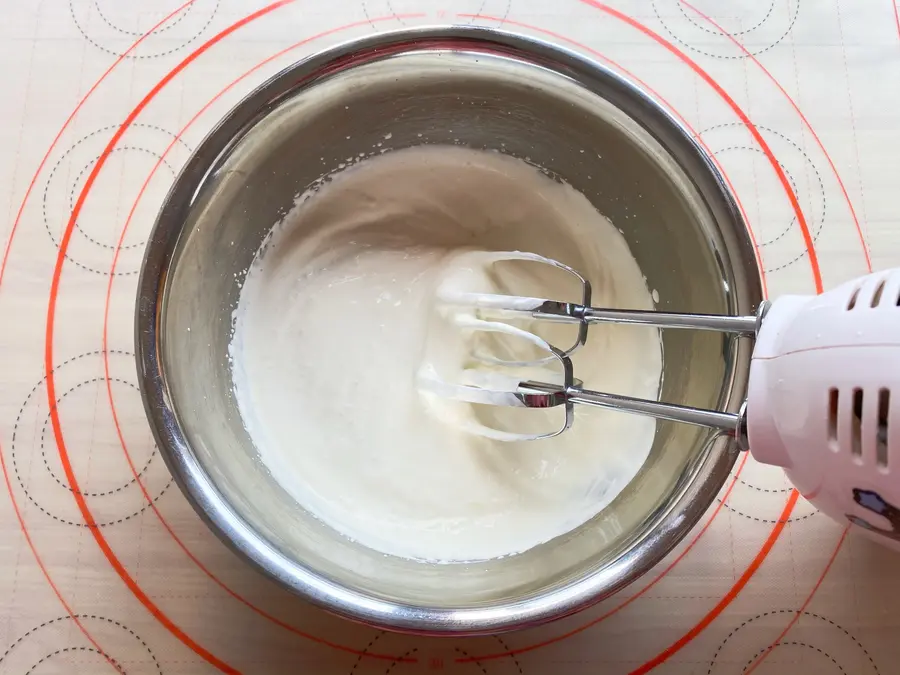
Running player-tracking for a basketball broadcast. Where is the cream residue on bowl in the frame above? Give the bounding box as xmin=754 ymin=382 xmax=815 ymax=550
xmin=229 ymin=145 xmax=662 ymax=562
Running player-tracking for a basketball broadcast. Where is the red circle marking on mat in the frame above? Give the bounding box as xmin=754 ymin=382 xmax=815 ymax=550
xmin=744 ymin=525 xmax=850 ymax=674
xmin=629 ymin=491 xmax=800 ymax=675
xmin=582 ymin=1 xmax=822 ymax=294
xmin=581 ymin=4 xmax=817 ymax=672
xmin=0 ymin=1 xmax=195 ymax=289
xmin=99 ymin=9 xmax=761 ymax=660
xmin=462 ymin=11 xmax=771 ymax=645
xmin=452 ymin=4 xmax=827 ymax=665
xmin=0 ymin=447 xmax=121 ymax=673
xmin=0 ymin=3 xmax=198 ymax=671
xmin=669 ymin=9 xmax=868 ymax=670
xmin=460 ymin=15 xmax=769 ymax=296
xmin=596 ymin=2 xmax=866 ymax=668
xmin=485 ymin=3 xmax=875 ymax=650
xmin=100 ymin=14 xmax=424 ymax=661
xmin=456 ymin=453 xmax=751 ymax=662
xmin=681 ymin=0 xmax=871 ymax=273
xmin=44 ymin=2 xmax=306 ymax=673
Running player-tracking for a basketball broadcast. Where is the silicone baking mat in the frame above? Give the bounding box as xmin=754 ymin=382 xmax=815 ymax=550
xmin=1 ymin=0 xmax=899 ymax=672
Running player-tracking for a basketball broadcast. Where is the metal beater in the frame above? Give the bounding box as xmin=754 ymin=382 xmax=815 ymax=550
xmin=421 ymin=250 xmax=895 ymax=452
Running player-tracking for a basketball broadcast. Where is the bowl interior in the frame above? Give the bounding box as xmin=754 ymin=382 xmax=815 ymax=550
xmin=148 ymin=34 xmax=760 ymax=625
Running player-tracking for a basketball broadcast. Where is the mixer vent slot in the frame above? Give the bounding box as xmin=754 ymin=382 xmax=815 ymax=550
xmin=828 ymin=388 xmax=839 ymax=451
xmin=851 ymin=388 xmax=863 ymax=457
xmin=848 ymin=286 xmax=860 ymax=310
xmin=872 ymin=279 xmax=886 ymax=307
xmin=877 ymin=388 xmax=890 ymax=469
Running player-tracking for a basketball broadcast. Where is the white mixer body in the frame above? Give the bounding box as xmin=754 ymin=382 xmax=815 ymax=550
xmin=747 ymin=269 xmax=900 ymax=549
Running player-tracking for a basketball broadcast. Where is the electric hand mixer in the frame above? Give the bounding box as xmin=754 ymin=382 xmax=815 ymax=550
xmin=420 ymin=251 xmax=900 ymax=548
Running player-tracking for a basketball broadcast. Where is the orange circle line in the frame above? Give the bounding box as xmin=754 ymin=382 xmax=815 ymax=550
xmin=455 ymin=3 xmax=817 ymax=665
xmin=465 ymin=2 xmax=870 ymax=668
xmin=630 ymin=490 xmax=800 ymax=675
xmin=0 ymin=2 xmax=198 ymax=671
xmin=101 ymin=13 xmax=423 ymax=662
xmin=0 ymin=442 xmax=123 ymax=672
xmin=640 ymin=10 xmax=869 ymax=641
xmin=744 ymin=524 xmax=851 ymax=674
xmin=462 ymin=15 xmax=768 ymax=297
xmin=44 ymin=2 xmax=299 ymax=673
xmin=584 ymin=0 xmax=823 ymax=293
xmin=0 ymin=1 xmax=195 ymax=290
xmin=456 ymin=452 xmax=750 ymax=664
xmin=460 ymin=18 xmax=769 ymax=660
xmin=681 ymin=0 xmax=872 ymax=273
xmin=578 ymin=4 xmax=814 ymax=670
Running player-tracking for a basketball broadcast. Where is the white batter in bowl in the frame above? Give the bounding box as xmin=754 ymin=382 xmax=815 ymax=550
xmin=230 ymin=145 xmax=663 ymax=562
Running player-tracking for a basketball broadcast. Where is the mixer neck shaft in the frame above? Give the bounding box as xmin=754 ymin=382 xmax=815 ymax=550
xmin=520 ymin=381 xmax=750 ymax=450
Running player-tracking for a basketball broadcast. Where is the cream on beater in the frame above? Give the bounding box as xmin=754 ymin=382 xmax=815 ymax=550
xmin=229 ymin=145 xmax=662 ymax=562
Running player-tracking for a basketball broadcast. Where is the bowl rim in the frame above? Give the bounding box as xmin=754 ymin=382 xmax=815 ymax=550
xmin=136 ymin=25 xmax=760 ymax=635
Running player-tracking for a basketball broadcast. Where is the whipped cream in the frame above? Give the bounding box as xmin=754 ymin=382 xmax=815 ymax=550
xmin=230 ymin=145 xmax=662 ymax=562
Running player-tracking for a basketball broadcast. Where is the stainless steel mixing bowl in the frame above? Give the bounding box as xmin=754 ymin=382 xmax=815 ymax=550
xmin=137 ymin=27 xmax=763 ymax=634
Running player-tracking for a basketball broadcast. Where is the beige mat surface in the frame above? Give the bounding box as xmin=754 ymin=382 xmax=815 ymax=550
xmin=1 ymin=1 xmax=899 ymax=672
